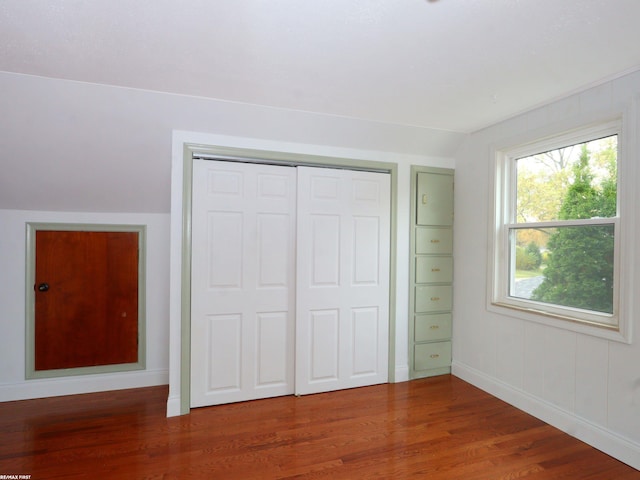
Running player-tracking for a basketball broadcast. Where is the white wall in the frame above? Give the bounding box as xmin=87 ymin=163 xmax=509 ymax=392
xmin=0 ymin=71 xmax=463 ymax=213
xmin=0 ymin=209 xmax=170 ymax=401
xmin=453 ymin=70 xmax=640 ymax=469
xmin=0 ymin=71 xmax=458 ymax=403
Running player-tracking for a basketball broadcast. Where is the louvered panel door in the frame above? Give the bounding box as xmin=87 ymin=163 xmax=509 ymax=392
xmin=295 ymin=167 xmax=390 ymax=395
xmin=190 ymin=160 xmax=297 ymax=408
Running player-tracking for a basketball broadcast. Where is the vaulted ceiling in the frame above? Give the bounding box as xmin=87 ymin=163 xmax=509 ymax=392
xmin=2 ymin=1 xmax=640 ymax=214
xmin=3 ymin=0 xmax=640 ymax=133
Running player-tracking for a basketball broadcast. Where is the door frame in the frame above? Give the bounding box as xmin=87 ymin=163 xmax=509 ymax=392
xmin=25 ymin=223 xmax=147 ymax=379
xmin=174 ymin=141 xmax=398 ymax=415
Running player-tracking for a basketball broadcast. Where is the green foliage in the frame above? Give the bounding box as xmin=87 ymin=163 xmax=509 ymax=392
xmin=598 ymin=154 xmax=618 ymax=217
xmin=525 ymin=242 xmax=542 ymax=269
xmin=532 ymin=225 xmax=614 ymax=313
xmin=516 ymin=242 xmax=542 ymax=271
xmin=541 ymin=250 xmax=550 ymax=264
xmin=516 ymin=136 xmax=617 ymax=226
xmin=557 ymin=145 xmax=599 ymax=220
xmin=531 ymin=145 xmax=616 ymax=313
xmin=516 ymin=161 xmax=569 ymax=224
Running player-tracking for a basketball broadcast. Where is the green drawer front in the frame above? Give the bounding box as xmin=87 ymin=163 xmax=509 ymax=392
xmin=415 ymin=285 xmax=453 ymax=313
xmin=415 ymin=227 xmax=453 ymax=255
xmin=414 ymin=341 xmax=452 ymax=371
xmin=415 ymin=313 xmax=452 ymax=342
xmin=416 ymin=256 xmax=453 ymax=284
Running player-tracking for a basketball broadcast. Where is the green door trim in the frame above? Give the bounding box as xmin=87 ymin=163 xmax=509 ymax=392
xmin=179 ymin=142 xmax=399 ymax=415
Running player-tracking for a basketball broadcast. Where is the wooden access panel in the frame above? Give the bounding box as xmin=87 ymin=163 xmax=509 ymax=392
xmin=34 ymin=230 xmax=139 ymax=371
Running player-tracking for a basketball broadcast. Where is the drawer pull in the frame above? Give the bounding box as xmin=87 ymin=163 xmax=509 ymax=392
xmin=430 ymin=354 xmax=440 ymax=359
xmin=430 ymin=239 xmax=440 ymax=243
xmin=422 ymin=194 xmax=428 ymax=205
xmin=429 ymin=325 xmax=440 ymax=330
xmin=430 ymin=297 xmax=440 ymax=301
xmin=431 ymin=268 xmax=441 ymax=272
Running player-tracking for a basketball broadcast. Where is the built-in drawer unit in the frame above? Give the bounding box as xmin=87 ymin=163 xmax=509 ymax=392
xmin=415 ymin=227 xmax=453 ymax=255
xmin=415 ymin=313 xmax=452 ymax=342
xmin=410 ymin=166 xmax=454 ymax=379
xmin=414 ymin=341 xmax=452 ymax=371
xmin=416 ymin=256 xmax=453 ymax=284
xmin=415 ymin=285 xmax=453 ymax=313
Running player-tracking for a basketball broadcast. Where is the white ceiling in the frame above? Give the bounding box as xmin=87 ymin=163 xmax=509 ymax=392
xmin=2 ymin=0 xmax=640 ymax=133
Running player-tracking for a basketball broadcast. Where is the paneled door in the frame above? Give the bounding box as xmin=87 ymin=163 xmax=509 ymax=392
xmin=190 ymin=160 xmax=297 ymax=408
xmin=190 ymin=160 xmax=390 ymax=408
xmin=295 ymin=167 xmax=390 ymax=395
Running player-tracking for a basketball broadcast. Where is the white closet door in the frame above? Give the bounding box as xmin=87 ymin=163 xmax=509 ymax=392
xmin=190 ymin=160 xmax=297 ymax=408
xmin=295 ymin=167 xmax=390 ymax=395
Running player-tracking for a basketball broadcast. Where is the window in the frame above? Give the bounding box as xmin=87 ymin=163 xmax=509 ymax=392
xmin=490 ymin=118 xmax=633 ymax=340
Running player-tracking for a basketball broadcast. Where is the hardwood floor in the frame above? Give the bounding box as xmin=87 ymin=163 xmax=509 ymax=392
xmin=0 ymin=375 xmax=637 ymax=479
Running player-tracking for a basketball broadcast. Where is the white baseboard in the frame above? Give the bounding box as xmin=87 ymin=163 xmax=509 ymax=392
xmin=0 ymin=369 xmax=169 ymax=402
xmin=452 ymin=361 xmax=640 ymax=471
xmin=394 ymin=364 xmax=410 ymax=383
xmin=166 ymin=394 xmax=182 ymax=417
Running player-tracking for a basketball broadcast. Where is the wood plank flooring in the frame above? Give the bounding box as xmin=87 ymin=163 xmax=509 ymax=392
xmin=0 ymin=375 xmax=638 ymax=479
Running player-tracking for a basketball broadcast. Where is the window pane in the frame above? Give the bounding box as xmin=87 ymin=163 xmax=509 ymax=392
xmin=510 ymin=225 xmax=614 ymax=314
xmin=515 ymin=135 xmax=617 ymax=223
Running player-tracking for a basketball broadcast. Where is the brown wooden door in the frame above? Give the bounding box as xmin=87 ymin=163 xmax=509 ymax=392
xmin=34 ymin=230 xmax=139 ymax=371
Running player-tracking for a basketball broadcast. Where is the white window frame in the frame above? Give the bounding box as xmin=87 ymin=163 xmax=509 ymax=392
xmin=488 ymin=110 xmax=635 ymax=343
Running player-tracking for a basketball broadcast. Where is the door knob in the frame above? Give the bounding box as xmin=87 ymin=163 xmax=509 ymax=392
xmin=37 ymin=283 xmax=49 ymax=292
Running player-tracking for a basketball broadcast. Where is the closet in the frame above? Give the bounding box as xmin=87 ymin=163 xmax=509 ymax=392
xmin=190 ymin=160 xmax=390 ymax=408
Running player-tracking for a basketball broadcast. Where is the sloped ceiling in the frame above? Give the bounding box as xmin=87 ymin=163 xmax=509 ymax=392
xmin=2 ymin=0 xmax=640 ymax=133
xmin=1 ymin=1 xmax=640 ymax=213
